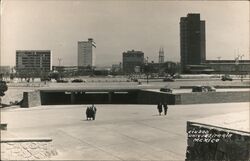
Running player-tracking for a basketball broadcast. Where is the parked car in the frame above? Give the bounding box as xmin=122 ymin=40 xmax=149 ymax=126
xmin=71 ymin=79 xmax=84 ymax=83
xmin=192 ymin=86 xmax=206 ymax=92
xmin=132 ymin=78 xmax=138 ymax=82
xmin=163 ymin=77 xmax=175 ymax=82
xmin=192 ymin=85 xmax=216 ymax=92
xmin=56 ymin=79 xmax=68 ymax=83
xmin=160 ymin=86 xmax=173 ymax=93
xmin=204 ymin=86 xmax=216 ymax=92
xmin=221 ymin=75 xmax=233 ymax=81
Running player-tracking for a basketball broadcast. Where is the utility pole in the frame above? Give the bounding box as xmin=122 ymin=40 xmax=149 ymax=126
xmin=217 ymin=56 xmax=221 ymax=77
xmin=146 ymin=57 xmax=149 ymax=84
xmin=58 ymin=58 xmax=62 ymax=67
xmin=238 ymin=54 xmax=244 ymax=82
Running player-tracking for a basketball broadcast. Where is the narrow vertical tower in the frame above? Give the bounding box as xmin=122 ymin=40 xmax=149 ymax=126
xmin=159 ymin=47 xmax=164 ymax=63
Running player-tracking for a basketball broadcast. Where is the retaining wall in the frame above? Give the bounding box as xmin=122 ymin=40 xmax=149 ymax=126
xmin=137 ymin=90 xmax=180 ymax=105
xmin=21 ymin=89 xmax=249 ymax=108
xmin=179 ymin=91 xmax=250 ymax=104
xmin=21 ymin=91 xmax=41 ymax=108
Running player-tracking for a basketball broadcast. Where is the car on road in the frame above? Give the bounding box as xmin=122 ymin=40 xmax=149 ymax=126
xmin=132 ymin=78 xmax=139 ymax=82
xmin=56 ymin=79 xmax=68 ymax=83
xmin=221 ymin=75 xmax=233 ymax=81
xmin=71 ymin=79 xmax=84 ymax=83
xmin=192 ymin=85 xmax=216 ymax=92
xmin=204 ymin=86 xmax=216 ymax=92
xmin=163 ymin=77 xmax=175 ymax=82
xmin=160 ymin=86 xmax=173 ymax=93
xmin=192 ymin=86 xmax=206 ymax=92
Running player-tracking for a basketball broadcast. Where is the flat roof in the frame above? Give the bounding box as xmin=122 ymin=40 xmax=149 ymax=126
xmin=38 ymin=85 xmax=145 ymax=92
xmin=16 ymin=50 xmax=51 ymax=52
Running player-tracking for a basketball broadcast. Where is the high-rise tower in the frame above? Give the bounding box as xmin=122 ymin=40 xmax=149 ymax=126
xmin=78 ymin=38 xmax=96 ymax=67
xmin=180 ymin=13 xmax=206 ymax=72
xmin=159 ymin=47 xmax=164 ymax=63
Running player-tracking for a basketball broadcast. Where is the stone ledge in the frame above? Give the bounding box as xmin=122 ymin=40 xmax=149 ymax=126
xmin=180 ymin=85 xmax=250 ymax=89
xmin=187 ymin=121 xmax=250 ymax=136
xmin=1 ymin=137 xmax=52 ymax=143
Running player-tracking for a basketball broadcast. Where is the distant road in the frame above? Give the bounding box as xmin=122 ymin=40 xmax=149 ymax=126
xmin=146 ymin=88 xmax=250 ymax=94
xmin=7 ymin=79 xmax=250 ymax=89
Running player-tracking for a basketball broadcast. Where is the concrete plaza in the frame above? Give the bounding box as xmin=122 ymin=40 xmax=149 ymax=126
xmin=1 ymin=102 xmax=249 ymax=160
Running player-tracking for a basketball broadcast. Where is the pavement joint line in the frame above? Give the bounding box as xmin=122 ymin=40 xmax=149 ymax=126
xmin=100 ymin=124 xmax=183 ymax=158
xmin=55 ymin=129 xmax=124 ymax=160
xmin=134 ymin=120 xmax=185 ymax=137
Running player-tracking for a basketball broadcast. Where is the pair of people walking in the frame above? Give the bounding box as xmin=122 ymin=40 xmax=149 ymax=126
xmin=86 ymin=104 xmax=97 ymax=120
xmin=157 ymin=102 xmax=168 ymax=116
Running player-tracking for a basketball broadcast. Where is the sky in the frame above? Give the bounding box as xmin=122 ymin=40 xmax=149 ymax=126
xmin=0 ymin=0 xmax=249 ymax=67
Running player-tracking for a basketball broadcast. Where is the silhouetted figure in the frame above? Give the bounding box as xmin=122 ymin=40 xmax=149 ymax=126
xmin=163 ymin=103 xmax=168 ymax=115
xmin=86 ymin=107 xmax=92 ymax=120
xmin=157 ymin=103 xmax=163 ymax=115
xmin=90 ymin=104 xmax=97 ymax=120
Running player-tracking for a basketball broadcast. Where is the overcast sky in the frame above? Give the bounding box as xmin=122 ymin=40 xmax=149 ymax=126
xmin=1 ymin=0 xmax=249 ymax=67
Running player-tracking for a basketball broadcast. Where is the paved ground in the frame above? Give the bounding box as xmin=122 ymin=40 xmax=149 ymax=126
xmin=1 ymin=102 xmax=249 ymax=160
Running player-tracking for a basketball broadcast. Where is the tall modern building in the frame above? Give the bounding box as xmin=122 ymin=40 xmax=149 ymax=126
xmin=16 ymin=50 xmax=51 ymax=77
xmin=180 ymin=13 xmax=206 ymax=72
xmin=158 ymin=47 xmax=164 ymax=63
xmin=78 ymin=38 xmax=96 ymax=67
xmin=122 ymin=50 xmax=144 ymax=74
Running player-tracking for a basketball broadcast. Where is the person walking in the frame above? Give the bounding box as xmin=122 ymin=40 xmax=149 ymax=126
xmin=91 ymin=104 xmax=97 ymax=120
xmin=157 ymin=103 xmax=163 ymax=115
xmin=163 ymin=102 xmax=168 ymax=115
xmin=86 ymin=106 xmax=91 ymax=120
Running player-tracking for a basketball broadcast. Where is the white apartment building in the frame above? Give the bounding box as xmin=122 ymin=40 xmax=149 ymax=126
xmin=78 ymin=38 xmax=96 ymax=67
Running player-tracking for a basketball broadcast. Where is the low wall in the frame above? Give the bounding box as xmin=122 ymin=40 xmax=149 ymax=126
xmin=186 ymin=121 xmax=250 ymax=161
xmin=21 ymin=89 xmax=249 ymax=107
xmin=179 ymin=91 xmax=250 ymax=104
xmin=1 ymin=138 xmax=57 ymax=160
xmin=137 ymin=90 xmax=179 ymax=105
xmin=40 ymin=91 xmax=139 ymax=105
xmin=21 ymin=90 xmax=41 ymax=108
xmin=180 ymin=85 xmax=250 ymax=89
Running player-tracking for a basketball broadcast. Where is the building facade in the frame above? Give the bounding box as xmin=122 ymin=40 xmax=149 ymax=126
xmin=78 ymin=38 xmax=96 ymax=67
xmin=143 ymin=61 xmax=179 ymax=75
xmin=205 ymin=60 xmax=250 ymax=74
xmin=16 ymin=50 xmax=51 ymax=77
xmin=122 ymin=50 xmax=144 ymax=74
xmin=158 ymin=48 xmax=164 ymax=63
xmin=180 ymin=13 xmax=206 ymax=73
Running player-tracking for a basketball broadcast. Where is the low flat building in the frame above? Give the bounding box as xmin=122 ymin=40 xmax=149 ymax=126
xmin=0 ymin=66 xmax=11 ymax=80
xmin=205 ymin=60 xmax=250 ymax=74
xmin=0 ymin=66 xmax=11 ymax=75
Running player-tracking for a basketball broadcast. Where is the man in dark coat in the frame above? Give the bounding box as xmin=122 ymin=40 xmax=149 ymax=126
xmin=90 ymin=104 xmax=97 ymax=120
xmin=86 ymin=107 xmax=91 ymax=120
xmin=163 ymin=102 xmax=168 ymax=115
xmin=157 ymin=103 xmax=163 ymax=115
